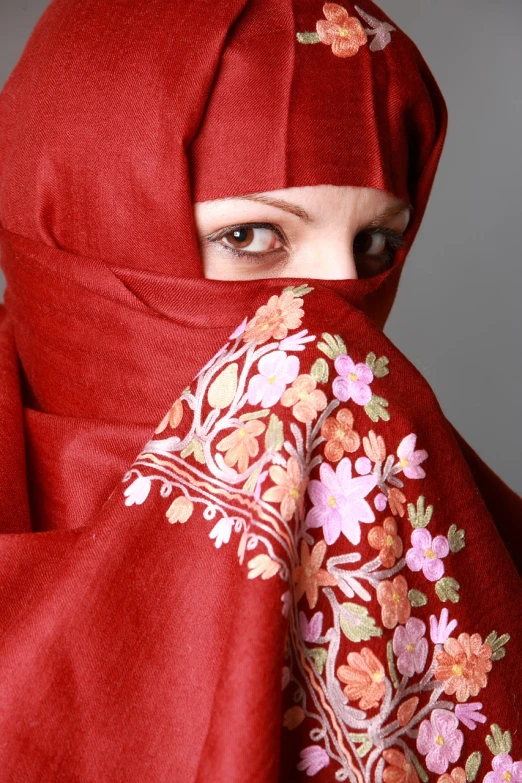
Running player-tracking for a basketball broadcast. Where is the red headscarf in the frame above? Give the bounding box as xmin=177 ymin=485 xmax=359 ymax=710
xmin=0 ymin=1 xmax=521 ymax=781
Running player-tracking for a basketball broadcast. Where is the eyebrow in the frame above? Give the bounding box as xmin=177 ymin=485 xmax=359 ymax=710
xmin=222 ymin=193 xmax=412 ymax=225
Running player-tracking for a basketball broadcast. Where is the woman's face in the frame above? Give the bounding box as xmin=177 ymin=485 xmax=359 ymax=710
xmin=195 ymin=184 xmax=411 ymax=281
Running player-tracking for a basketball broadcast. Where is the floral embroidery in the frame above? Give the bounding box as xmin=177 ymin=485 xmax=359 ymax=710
xmin=123 ymin=285 xmax=516 ymax=780
xmin=368 ymin=515 xmax=403 ymax=567
xmin=316 ymin=3 xmax=367 ymax=58
xmin=434 ymin=632 xmax=493 ymax=702
xmin=320 ymin=407 xmax=360 ymax=461
xmin=382 ymin=749 xmax=420 ymax=783
xmin=297 ymin=3 xmax=396 ymax=56
xmin=280 ymin=373 xmax=327 ymax=422
xmin=293 ymin=540 xmax=337 ymax=609
xmin=416 ymin=710 xmax=464 ymax=775
xmin=337 ymin=647 xmax=385 ymax=710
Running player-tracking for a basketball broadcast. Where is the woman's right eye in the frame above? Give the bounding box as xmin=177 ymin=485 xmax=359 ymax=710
xmin=217 ymin=225 xmax=285 ymax=254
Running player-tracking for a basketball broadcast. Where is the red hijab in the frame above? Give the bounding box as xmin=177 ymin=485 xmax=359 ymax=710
xmin=0 ymin=1 xmax=521 ymax=780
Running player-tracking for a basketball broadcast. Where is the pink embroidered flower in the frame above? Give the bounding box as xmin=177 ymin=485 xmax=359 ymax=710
xmin=216 ymin=420 xmax=266 ymax=474
xmin=437 ymin=768 xmax=466 ymax=783
xmin=454 ymin=702 xmax=487 ymax=730
xmin=299 ymin=610 xmax=324 ymax=642
xmin=406 ymin=528 xmax=449 ymax=582
xmin=247 ymin=350 xmax=299 ymax=408
xmin=434 ymin=633 xmax=492 ymax=702
xmin=306 ymin=458 xmax=377 ymax=545
xmin=262 ymin=457 xmax=308 ymax=521
xmin=430 ymin=608 xmax=458 ymax=644
xmin=484 ymin=754 xmax=522 ymax=783
xmin=396 ymin=434 xmax=428 ymax=479
xmin=297 ymin=745 xmax=330 ymax=776
xmin=416 ymin=710 xmax=464 ymax=775
xmin=375 ymin=492 xmax=388 ymax=511
xmin=316 ymin=3 xmax=367 ymax=58
xmin=368 ymin=516 xmax=403 ymax=568
xmin=278 ymin=328 xmax=315 ymax=351
xmin=124 ymin=476 xmax=151 ymax=506
xmin=393 ymin=618 xmax=428 ymax=677
xmin=281 ymin=374 xmax=327 ymax=422
xmin=382 ymin=749 xmax=420 ymax=783
xmin=354 ymin=5 xmax=396 ymax=52
xmin=320 ymin=407 xmax=360 ymax=462
xmin=293 ymin=540 xmax=337 ymax=610
xmin=377 ymin=575 xmax=411 ymax=629
xmin=242 ymin=291 xmax=304 ymax=344
xmin=333 ymin=353 xmax=373 ymax=405
xmin=337 ymin=647 xmax=386 ymax=710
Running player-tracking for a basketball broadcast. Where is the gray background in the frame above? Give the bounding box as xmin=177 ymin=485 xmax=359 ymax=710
xmin=1 ymin=1 xmax=521 ymax=493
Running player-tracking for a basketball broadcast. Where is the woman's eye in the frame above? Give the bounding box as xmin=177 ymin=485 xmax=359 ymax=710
xmin=353 ymin=229 xmax=388 ymax=257
xmin=218 ymin=226 xmax=284 ymax=254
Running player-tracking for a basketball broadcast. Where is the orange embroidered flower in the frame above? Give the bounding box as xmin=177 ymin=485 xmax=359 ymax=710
xmin=242 ymin=292 xmax=304 ymax=345
xmin=316 ymin=3 xmax=367 ymax=58
xmin=337 ymin=647 xmax=385 ymax=710
xmin=216 ymin=420 xmax=266 ymax=474
xmin=382 ymin=749 xmax=420 ymax=783
xmin=320 ymin=407 xmax=360 ymax=461
xmin=388 ymin=487 xmax=407 ymax=517
xmin=368 ymin=517 xmax=403 ymax=568
xmin=437 ymin=768 xmax=466 ymax=783
xmin=434 ymin=632 xmax=493 ymax=702
xmin=262 ymin=457 xmax=308 ymax=521
xmin=166 ymin=495 xmax=193 ymax=524
xmin=376 ymin=575 xmax=411 ymax=629
xmin=155 ymin=398 xmax=183 ymax=434
xmin=281 ymin=374 xmax=327 ymax=423
xmin=293 ymin=539 xmax=337 ymax=609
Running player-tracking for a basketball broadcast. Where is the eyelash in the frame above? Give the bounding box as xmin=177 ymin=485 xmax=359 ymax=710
xmin=205 ymin=221 xmax=406 ymax=267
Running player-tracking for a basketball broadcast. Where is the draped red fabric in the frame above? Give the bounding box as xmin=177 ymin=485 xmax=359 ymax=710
xmin=0 ymin=1 xmax=521 ymax=781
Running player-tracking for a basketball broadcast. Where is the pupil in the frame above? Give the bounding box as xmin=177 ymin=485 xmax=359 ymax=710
xmin=353 ymin=231 xmax=373 ymax=254
xmin=229 ymin=227 xmax=253 ymax=248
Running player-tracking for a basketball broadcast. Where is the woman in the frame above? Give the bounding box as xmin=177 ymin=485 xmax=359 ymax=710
xmin=0 ymin=0 xmax=520 ymax=781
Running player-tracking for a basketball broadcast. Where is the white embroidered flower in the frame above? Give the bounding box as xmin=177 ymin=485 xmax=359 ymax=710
xmin=209 ymin=516 xmax=234 ymax=549
xmin=123 ymin=476 xmax=151 ymax=506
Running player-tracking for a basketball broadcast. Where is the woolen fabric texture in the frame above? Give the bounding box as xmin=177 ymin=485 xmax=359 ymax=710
xmin=0 ymin=1 xmax=521 ymax=781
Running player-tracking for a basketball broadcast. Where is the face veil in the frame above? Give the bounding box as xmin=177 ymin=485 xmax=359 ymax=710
xmin=0 ymin=2 xmax=521 ymax=781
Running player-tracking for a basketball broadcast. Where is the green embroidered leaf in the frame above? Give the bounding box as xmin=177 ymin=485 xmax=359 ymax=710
xmin=339 ymin=603 xmax=382 ymax=643
xmin=317 ymin=332 xmax=347 ymax=360
xmin=296 ymin=31 xmax=321 ymax=43
xmin=407 ymin=495 xmax=433 ymax=529
xmin=409 ymin=751 xmax=429 ymax=783
xmin=239 ymin=409 xmax=270 ymax=421
xmin=243 ymin=468 xmax=260 ymax=493
xmin=386 ymin=640 xmax=399 ymax=688
xmin=207 ymin=363 xmax=238 ymax=409
xmin=364 ymin=395 xmax=390 ymax=423
xmin=282 ymin=283 xmax=314 ymax=296
xmin=448 ymin=523 xmax=466 ymax=553
xmin=308 ymin=647 xmax=327 ymax=675
xmin=408 ymin=589 xmax=428 ymax=607
xmin=310 ymin=358 xmax=329 ymax=384
xmin=465 ymin=751 xmax=482 ymax=781
xmin=181 ymin=439 xmax=205 ymax=463
xmin=486 ymin=724 xmax=512 ymax=756
xmin=485 ymin=631 xmax=511 ymax=661
xmin=265 ymin=414 xmax=284 ymax=451
xmin=435 ymin=577 xmax=461 ymax=603
xmin=192 ymin=438 xmax=206 ymax=464
xmin=365 ymin=352 xmax=390 ymax=378
xmin=348 ymin=733 xmax=372 ymax=758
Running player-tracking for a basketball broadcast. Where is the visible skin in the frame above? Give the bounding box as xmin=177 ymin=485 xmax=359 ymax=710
xmin=195 ymin=185 xmax=412 ymax=281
